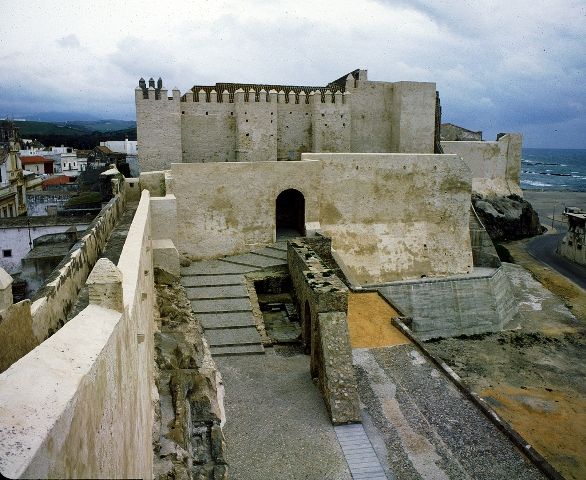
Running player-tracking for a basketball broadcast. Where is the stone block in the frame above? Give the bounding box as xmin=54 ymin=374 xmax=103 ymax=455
xmin=87 ymin=258 xmax=123 ymax=312
xmin=153 ymin=239 xmax=180 ymax=277
xmin=0 ymin=267 xmax=13 ymax=311
xmin=150 ymin=194 xmax=177 ymax=244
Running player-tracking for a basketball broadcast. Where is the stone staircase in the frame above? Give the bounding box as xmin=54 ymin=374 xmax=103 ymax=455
xmin=181 ymin=243 xmax=288 ymax=356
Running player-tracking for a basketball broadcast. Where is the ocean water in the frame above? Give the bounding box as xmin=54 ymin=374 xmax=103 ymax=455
xmin=521 ymin=148 xmax=586 ymax=192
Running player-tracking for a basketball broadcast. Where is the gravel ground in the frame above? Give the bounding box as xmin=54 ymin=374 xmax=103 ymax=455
xmin=354 ymin=346 xmax=546 ymax=480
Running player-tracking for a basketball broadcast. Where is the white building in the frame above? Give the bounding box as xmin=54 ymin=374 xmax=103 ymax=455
xmin=100 ymin=139 xmax=137 ymax=155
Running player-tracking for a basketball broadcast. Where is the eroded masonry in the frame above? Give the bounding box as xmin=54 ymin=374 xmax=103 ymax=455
xmin=0 ymin=69 xmax=554 ymax=479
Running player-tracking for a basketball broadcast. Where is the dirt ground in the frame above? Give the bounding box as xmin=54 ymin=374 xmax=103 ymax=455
xmin=347 ymin=292 xmax=410 ymax=348
xmin=423 ymin=246 xmax=585 ymax=480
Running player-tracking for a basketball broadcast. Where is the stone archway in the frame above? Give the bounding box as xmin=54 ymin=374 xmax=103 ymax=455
xmin=276 ymin=189 xmax=305 ymax=239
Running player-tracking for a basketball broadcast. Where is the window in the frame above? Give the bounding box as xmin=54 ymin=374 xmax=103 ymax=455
xmin=2 ymin=249 xmax=12 ymax=258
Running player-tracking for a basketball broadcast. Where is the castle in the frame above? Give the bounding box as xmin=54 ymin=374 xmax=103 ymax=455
xmin=0 ymin=69 xmax=541 ymax=479
xmin=136 ymin=69 xmax=440 ymax=170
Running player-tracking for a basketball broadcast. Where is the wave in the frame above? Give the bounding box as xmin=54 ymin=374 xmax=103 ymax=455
xmin=521 ymin=180 xmax=554 ymax=187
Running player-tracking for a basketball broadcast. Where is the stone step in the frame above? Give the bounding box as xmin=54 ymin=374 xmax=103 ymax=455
xmin=210 ymin=344 xmax=265 ymax=356
xmin=205 ymin=326 xmax=262 ymax=347
xmin=185 ymin=284 xmax=248 ymax=300
xmin=190 ymin=297 xmax=252 ymax=313
xmin=197 ymin=311 xmax=257 ymax=329
xmin=251 ymin=246 xmax=288 ymax=260
xmin=221 ymin=253 xmax=287 ymax=268
xmin=271 ymin=241 xmax=288 ymax=251
xmin=181 ymin=273 xmax=245 ymax=287
xmin=181 ymin=260 xmax=259 ymax=276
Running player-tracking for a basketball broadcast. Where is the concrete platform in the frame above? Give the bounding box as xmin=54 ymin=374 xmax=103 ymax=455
xmin=181 ymin=260 xmax=259 ymax=276
xmin=190 ymin=297 xmax=252 ymax=313
xmin=205 ymin=327 xmax=262 ymax=347
xmin=251 ymin=246 xmax=288 ymax=260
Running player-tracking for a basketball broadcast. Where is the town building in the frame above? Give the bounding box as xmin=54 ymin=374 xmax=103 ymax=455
xmin=558 ymin=208 xmax=586 ymax=266
xmin=0 ymin=121 xmax=42 ymax=217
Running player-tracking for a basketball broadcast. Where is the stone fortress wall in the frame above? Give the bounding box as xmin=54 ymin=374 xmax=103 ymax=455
xmin=167 ymin=153 xmax=474 ymax=285
xmin=137 ymin=69 xmax=521 ymax=199
xmin=136 ymin=70 xmax=437 ymax=170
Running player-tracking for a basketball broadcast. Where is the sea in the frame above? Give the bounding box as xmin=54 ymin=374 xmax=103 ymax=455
xmin=521 ymin=148 xmax=586 ymax=192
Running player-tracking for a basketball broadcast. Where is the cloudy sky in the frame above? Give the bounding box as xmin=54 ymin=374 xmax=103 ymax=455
xmin=1 ymin=0 xmax=584 ymax=148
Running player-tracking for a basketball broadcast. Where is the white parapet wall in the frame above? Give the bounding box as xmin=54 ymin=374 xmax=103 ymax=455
xmin=0 ymin=190 xmax=154 ymax=479
xmin=441 ymin=133 xmax=522 ymax=198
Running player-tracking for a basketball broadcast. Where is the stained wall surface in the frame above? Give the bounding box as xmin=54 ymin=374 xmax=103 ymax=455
xmin=171 ymin=161 xmax=321 ymax=259
xmin=442 ymin=134 xmax=522 ymax=197
xmin=169 ymin=153 xmax=473 ymax=284
xmin=309 ymin=153 xmax=473 ymax=284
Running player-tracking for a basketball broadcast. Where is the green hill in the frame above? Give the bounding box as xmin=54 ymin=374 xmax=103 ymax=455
xmin=14 ymin=120 xmax=136 ymax=149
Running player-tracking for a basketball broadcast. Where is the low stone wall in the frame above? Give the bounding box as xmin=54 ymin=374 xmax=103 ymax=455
xmin=376 ymin=266 xmax=519 ymax=340
xmin=153 ymin=280 xmax=227 ymax=480
xmin=469 ymin=205 xmax=501 ymax=268
xmin=0 ymin=181 xmax=127 ymax=373
xmin=287 ymin=238 xmax=360 ymax=424
xmin=0 ymin=190 xmax=154 ymax=478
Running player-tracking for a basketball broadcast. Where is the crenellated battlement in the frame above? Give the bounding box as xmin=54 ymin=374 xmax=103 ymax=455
xmin=183 ymin=82 xmax=348 ymax=104
xmin=136 ymin=77 xmax=180 ymax=101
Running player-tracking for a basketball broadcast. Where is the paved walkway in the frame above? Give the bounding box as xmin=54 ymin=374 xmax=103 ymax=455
xmin=216 ymin=350 xmax=352 ymax=480
xmin=180 ymin=243 xmax=288 ymax=356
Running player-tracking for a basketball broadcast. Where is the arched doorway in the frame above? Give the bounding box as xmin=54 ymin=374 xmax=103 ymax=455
xmin=276 ymin=189 xmax=305 ymax=239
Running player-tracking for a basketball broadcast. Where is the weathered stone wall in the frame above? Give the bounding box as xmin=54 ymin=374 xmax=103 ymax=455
xmin=135 ymin=71 xmax=437 ymax=172
xmin=377 ymin=266 xmax=518 ymax=340
xmin=0 ymin=190 xmax=155 ymax=478
xmin=442 ymin=133 xmax=522 ymax=197
xmin=171 ymin=161 xmax=321 ymax=259
xmin=287 ymin=239 xmax=360 ymax=424
xmin=168 ymin=153 xmax=474 ymax=284
xmin=390 ymin=81 xmax=437 ymax=153
xmin=308 ymin=153 xmax=473 ymax=284
xmin=181 ymin=91 xmax=237 ymax=163
xmin=469 ymin=205 xmax=501 ymax=268
xmin=348 ymin=79 xmax=394 ymax=153
xmin=277 ymin=92 xmax=312 ymax=161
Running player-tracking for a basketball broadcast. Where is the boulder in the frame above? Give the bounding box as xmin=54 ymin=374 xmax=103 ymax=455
xmin=472 ymin=194 xmax=544 ymax=241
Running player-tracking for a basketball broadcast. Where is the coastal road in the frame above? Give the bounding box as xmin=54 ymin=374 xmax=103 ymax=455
xmin=526 ymin=233 xmax=586 ymax=290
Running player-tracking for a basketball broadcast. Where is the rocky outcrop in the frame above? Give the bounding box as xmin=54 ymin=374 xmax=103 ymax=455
xmin=153 ymin=276 xmax=227 ymax=480
xmin=472 ymin=194 xmax=544 ymax=241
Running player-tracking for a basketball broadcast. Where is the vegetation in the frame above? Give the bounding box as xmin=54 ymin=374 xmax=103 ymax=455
xmin=15 ymin=120 xmax=136 ymax=149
